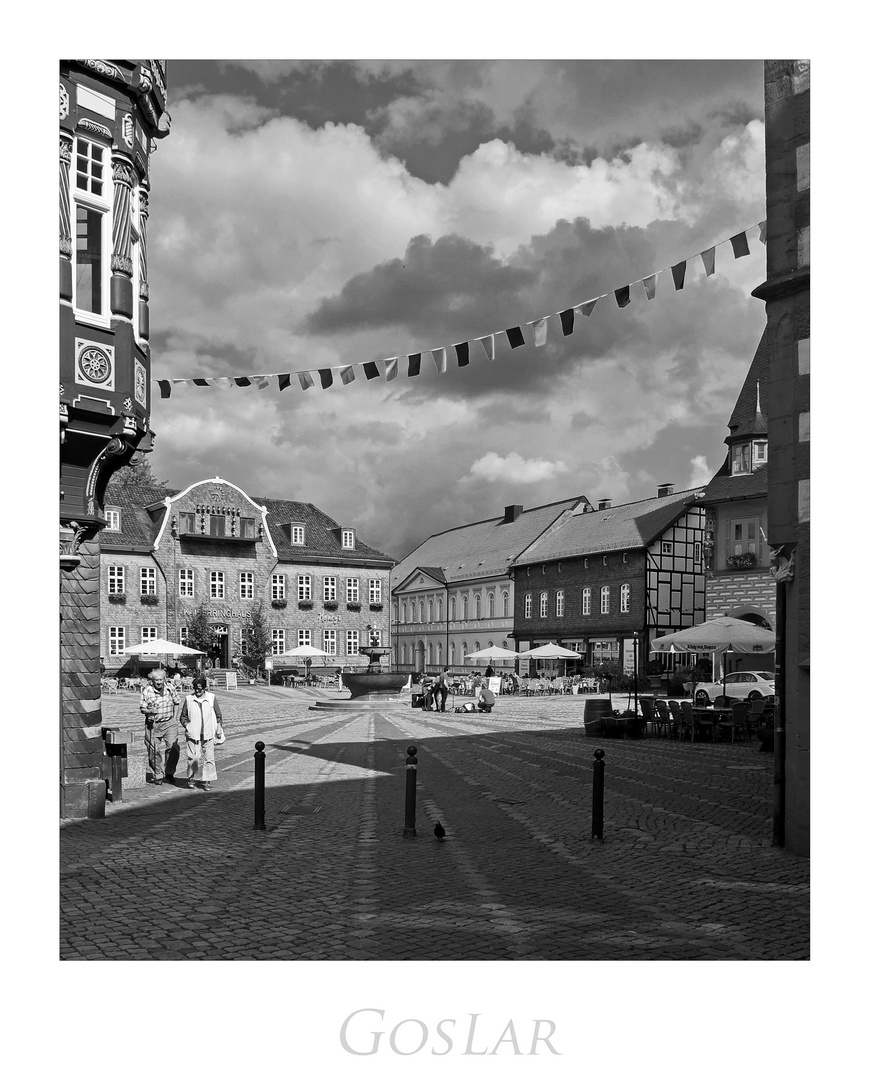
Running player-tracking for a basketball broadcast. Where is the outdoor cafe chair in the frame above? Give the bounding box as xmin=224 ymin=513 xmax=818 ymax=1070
xmin=686 ymin=699 xmax=717 ymax=743
xmin=639 ymin=697 xmax=656 ymax=736
xmin=720 ymin=701 xmax=749 ymax=743
xmin=746 ymin=697 xmax=770 ymax=739
xmin=655 ymin=700 xmax=672 ymax=737
xmin=668 ymin=700 xmax=683 ymax=737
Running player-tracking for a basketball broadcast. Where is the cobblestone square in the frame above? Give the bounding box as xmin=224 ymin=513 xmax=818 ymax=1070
xmin=60 ymin=686 xmax=809 ymax=961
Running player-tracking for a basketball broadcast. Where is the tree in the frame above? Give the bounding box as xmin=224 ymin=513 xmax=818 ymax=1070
xmin=241 ymin=600 xmax=271 ymax=679
xmin=186 ymin=603 xmax=220 ymax=667
xmin=112 ymin=455 xmax=168 ymax=487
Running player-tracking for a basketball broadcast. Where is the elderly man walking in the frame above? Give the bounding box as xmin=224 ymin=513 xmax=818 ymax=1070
xmin=139 ymin=668 xmax=181 ymax=785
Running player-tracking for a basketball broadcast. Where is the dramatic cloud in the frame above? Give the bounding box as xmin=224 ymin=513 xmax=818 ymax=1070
xmin=464 ymin=452 xmax=569 ymax=484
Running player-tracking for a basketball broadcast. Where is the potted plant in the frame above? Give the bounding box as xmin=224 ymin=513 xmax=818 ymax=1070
xmin=323 ymin=600 xmax=339 ymax=610
xmin=347 ymin=602 xmax=362 ymax=611
xmin=108 ymin=593 xmax=127 ymax=603
xmin=369 ymin=603 xmax=383 ymax=611
xmin=271 ymin=598 xmax=288 ymax=609
xmin=140 ymin=593 xmax=160 ymax=605
xmin=298 ymin=600 xmax=313 ymax=610
xmin=726 ymin=552 xmax=758 ymax=570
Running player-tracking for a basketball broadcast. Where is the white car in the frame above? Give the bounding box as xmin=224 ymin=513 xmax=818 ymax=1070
xmin=694 ymin=671 xmax=775 ymax=706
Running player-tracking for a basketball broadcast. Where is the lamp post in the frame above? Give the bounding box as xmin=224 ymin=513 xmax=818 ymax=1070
xmin=632 ymin=630 xmax=639 ymax=714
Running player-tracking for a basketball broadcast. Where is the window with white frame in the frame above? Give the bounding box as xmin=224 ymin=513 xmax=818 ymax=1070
xmin=271 ymin=628 xmax=285 ymax=655
xmin=141 ymin=626 xmax=157 ymax=643
xmin=556 ymin=590 xmax=564 ymax=617
xmin=210 ymin=571 xmax=225 ymax=599
xmin=108 ymin=565 xmax=125 ymax=594
xmin=108 ymin=626 xmax=126 ymax=655
xmin=297 ymin=629 xmax=311 ymax=648
xmin=401 ymin=602 xmax=407 ymax=623
xmin=73 ymin=138 xmax=109 ymax=318
xmin=620 ymin=583 xmax=630 ymax=613
xmin=239 ymin=572 xmax=254 ymax=600
xmin=271 ymin=574 xmax=286 ymax=600
xmin=179 ymin=627 xmax=189 ymax=646
xmin=462 ymin=596 xmax=468 ymax=619
xmin=524 ymin=593 xmax=532 ymax=618
xmin=540 ymin=592 xmax=548 ymax=617
xmin=291 ymin=524 xmax=305 ymax=545
xmin=140 ymin=567 xmax=157 ymax=596
xmin=449 ymin=597 xmax=456 ymax=621
xmin=502 ymin=591 xmax=510 ymax=617
xmin=488 ymin=593 xmax=495 ymax=618
xmin=427 ymin=599 xmax=433 ymax=623
xmin=728 ymin=519 xmax=761 ymax=558
xmin=600 ymin=586 xmax=610 ymax=614
xmin=436 ymin=598 xmax=442 ymax=620
xmin=473 ymin=594 xmax=481 ymax=618
xmin=105 ymin=509 xmax=120 ymax=531
xmin=178 ymin=568 xmax=194 ymax=597
xmin=346 ymin=629 xmax=359 ymax=655
xmin=323 ymin=576 xmax=337 ymax=602
xmin=409 ymin=600 xmax=416 ymax=622
xmin=346 ymin=578 xmax=360 ymax=603
xmin=582 ymin=587 xmax=591 ymax=615
xmin=323 ymin=629 xmax=337 ymax=654
xmin=297 ymin=575 xmax=311 ymax=601
xmin=753 ymin=440 xmax=768 ymax=465
xmin=731 ymin=442 xmax=751 ymax=475
xmin=370 ymin=627 xmax=381 ymax=646
xmin=341 ymin=529 xmax=355 ymax=549
xmin=369 ymin=579 xmax=382 ymax=604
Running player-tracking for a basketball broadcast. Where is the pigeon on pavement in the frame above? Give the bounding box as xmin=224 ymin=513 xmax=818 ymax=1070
xmin=434 ymin=821 xmax=446 ymax=841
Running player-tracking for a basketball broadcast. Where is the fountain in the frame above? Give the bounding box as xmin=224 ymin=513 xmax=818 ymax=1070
xmin=309 ymin=644 xmax=409 ymax=711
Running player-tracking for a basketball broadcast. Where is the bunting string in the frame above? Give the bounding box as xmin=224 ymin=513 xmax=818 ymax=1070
xmin=155 ymin=221 xmax=766 ymax=399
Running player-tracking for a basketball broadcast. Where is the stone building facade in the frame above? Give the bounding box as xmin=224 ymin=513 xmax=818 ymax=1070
xmin=101 ymin=477 xmax=394 ymax=674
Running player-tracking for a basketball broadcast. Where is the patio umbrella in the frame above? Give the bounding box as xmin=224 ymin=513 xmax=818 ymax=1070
xmin=123 ymin=638 xmax=205 ymax=655
xmin=464 ymin=646 xmax=519 ymax=660
xmin=651 ymin=616 xmax=775 ymax=694
xmin=517 ymin=642 xmax=584 ymax=658
xmin=278 ymin=644 xmax=331 ymax=681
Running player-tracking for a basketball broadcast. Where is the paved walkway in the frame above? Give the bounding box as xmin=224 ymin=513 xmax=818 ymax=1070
xmin=60 ymin=686 xmax=809 ymax=960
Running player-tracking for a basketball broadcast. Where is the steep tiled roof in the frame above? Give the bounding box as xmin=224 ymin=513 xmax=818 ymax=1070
xmin=727 ymin=330 xmax=769 ymax=440
xmin=391 ymin=497 xmax=585 ymax=587
xmin=100 ymin=481 xmax=394 ymax=564
xmin=511 ymin=487 xmax=703 ymax=566
xmin=702 ymin=463 xmax=768 ymax=503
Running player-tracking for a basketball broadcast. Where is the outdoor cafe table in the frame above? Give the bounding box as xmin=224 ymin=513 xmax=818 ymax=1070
xmin=692 ymin=706 xmax=732 ymax=742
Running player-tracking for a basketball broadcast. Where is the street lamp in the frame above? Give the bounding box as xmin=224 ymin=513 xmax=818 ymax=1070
xmin=632 ymin=631 xmax=639 ymax=715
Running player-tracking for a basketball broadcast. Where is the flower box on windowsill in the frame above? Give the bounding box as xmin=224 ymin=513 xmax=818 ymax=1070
xmin=726 ymin=552 xmax=758 ymax=570
xmin=297 ymin=600 xmax=313 ymax=610
xmin=323 ymin=601 xmax=339 ymax=610
xmin=140 ymin=593 xmax=160 ymax=605
xmin=369 ymin=603 xmax=383 ymax=611
xmin=346 ymin=602 xmax=362 ymax=611
xmin=108 ymin=594 xmax=127 ymax=603
xmin=271 ymin=598 xmax=288 ymax=609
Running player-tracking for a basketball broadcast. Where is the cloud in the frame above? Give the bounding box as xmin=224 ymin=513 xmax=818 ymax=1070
xmin=688 ymin=455 xmax=712 ymax=489
xmin=464 ymin=452 xmax=569 ymax=484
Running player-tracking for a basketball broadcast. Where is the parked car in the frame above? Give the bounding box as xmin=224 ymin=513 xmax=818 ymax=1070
xmin=694 ymin=670 xmax=775 ymax=705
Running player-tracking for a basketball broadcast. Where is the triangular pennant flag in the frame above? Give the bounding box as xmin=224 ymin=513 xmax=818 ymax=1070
xmin=506 ymin=326 xmax=525 ymax=349
xmin=478 ymin=335 xmax=496 ymax=361
xmin=363 ymin=361 xmax=381 ymax=380
xmin=430 ymin=348 xmax=447 ymax=374
xmin=158 ymin=380 xmax=172 ymax=399
xmin=339 ymin=366 xmax=356 ymax=385
xmin=453 ymin=342 xmax=470 ymax=367
xmin=233 ymin=377 xmax=252 ymax=387
xmin=193 ymin=379 xmax=211 ymax=387
xmin=577 ymin=297 xmax=599 ymax=317
xmin=255 ymin=376 xmax=271 ymax=390
xmin=318 ymin=369 xmax=333 ymax=389
xmin=758 ymin=220 xmax=767 ymax=244
xmin=559 ymin=308 xmax=575 ymax=336
xmin=671 ymin=261 xmax=687 ymax=290
xmin=615 ymin=286 xmax=631 ymax=308
xmin=701 ymin=247 xmax=716 ymax=276
xmin=297 ymin=371 xmax=314 ymax=391
xmin=642 ymin=274 xmax=658 ymax=300
xmin=531 ymin=318 xmax=548 ymax=347
xmin=408 ymin=353 xmax=422 ymax=377
xmin=384 ymin=357 xmax=399 ymax=381
xmin=278 ymin=374 xmax=292 ymax=391
xmin=730 ymin=231 xmax=750 ymax=258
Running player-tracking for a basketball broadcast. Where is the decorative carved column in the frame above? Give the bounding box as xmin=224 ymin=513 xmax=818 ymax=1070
xmin=138 ymin=187 xmax=150 ymax=339
xmin=110 ymin=155 xmax=135 ymax=319
xmin=59 ymin=133 xmax=73 ymax=302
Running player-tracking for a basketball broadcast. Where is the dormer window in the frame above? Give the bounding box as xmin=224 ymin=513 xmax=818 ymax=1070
xmin=105 ymin=509 xmax=121 ymax=531
xmin=291 ymin=523 xmax=306 ymax=545
xmin=753 ymin=440 xmax=768 ymax=465
xmin=731 ymin=443 xmax=751 ymax=475
xmin=341 ymin=529 xmax=355 ymax=550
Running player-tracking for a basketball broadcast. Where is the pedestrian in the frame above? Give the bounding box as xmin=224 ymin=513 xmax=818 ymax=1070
xmin=484 ymin=664 xmax=494 ymax=679
xmin=421 ymin=673 xmax=435 ymax=711
xmin=433 ymin=668 xmax=450 ymax=713
xmin=179 ymin=675 xmax=223 ymax=791
xmin=139 ymin=668 xmax=181 ymax=785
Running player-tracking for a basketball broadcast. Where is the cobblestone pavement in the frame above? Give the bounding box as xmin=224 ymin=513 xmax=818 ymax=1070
xmin=60 ymin=686 xmax=809 ymax=960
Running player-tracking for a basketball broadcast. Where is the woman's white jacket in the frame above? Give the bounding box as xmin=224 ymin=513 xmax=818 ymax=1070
xmin=180 ymin=692 xmax=222 ymax=740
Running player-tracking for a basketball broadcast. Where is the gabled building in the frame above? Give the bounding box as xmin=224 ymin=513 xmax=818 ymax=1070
xmin=509 ymin=486 xmax=706 ymax=675
xmin=700 ymin=330 xmax=776 ymax=659
xmin=100 ymin=476 xmax=394 ymax=674
xmin=390 ymin=497 xmax=588 ymax=673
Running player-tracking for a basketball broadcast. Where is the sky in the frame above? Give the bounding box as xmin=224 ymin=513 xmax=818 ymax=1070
xmin=146 ymin=59 xmax=768 ymax=561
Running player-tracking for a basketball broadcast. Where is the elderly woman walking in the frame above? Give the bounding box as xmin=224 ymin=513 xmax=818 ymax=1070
xmin=179 ymin=676 xmax=224 ymax=791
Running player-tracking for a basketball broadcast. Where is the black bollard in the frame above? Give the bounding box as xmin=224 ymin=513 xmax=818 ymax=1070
xmin=403 ymin=745 xmax=418 ymax=837
xmin=591 ymin=748 xmax=605 ymax=840
xmin=254 ymin=741 xmax=266 ymax=831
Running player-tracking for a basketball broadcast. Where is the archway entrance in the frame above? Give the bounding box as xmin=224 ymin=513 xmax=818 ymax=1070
xmin=211 ymin=623 xmax=229 ymax=668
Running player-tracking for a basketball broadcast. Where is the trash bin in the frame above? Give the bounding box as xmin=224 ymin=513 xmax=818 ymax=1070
xmin=583 ymin=698 xmax=611 ymax=735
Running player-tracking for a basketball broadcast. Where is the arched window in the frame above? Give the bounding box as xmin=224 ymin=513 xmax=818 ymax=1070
xmin=474 ymin=641 xmax=481 ymax=661
xmin=437 ymin=642 xmax=443 ymax=665
xmin=473 ymin=594 xmax=481 ymax=619
xmin=449 ymin=597 xmax=456 ymax=621
xmin=540 ymin=592 xmax=548 ymax=617
xmin=620 ymin=583 xmax=630 ymax=612
xmin=582 ymin=588 xmax=591 ymax=615
xmin=409 ymin=601 xmax=415 ymax=622
xmin=392 ymin=603 xmax=398 ymax=624
xmin=524 ymin=593 xmax=532 ymax=618
xmin=401 ymin=643 xmax=407 ymax=663
xmin=436 ymin=598 xmax=443 ymax=620
xmin=502 ymin=590 xmax=510 ymax=617
xmin=487 ymin=592 xmax=495 ymax=618
xmin=401 ymin=602 xmax=407 ymax=623
xmin=556 ymin=590 xmax=564 ymax=617
xmin=462 ymin=596 xmax=468 ymax=619
xmin=461 ymin=642 xmax=468 ymax=662
xmin=501 ymin=640 xmax=510 ymax=652
xmin=427 ymin=642 xmax=433 ymax=664
xmin=427 ymin=599 xmax=433 ymax=623
xmin=600 ymin=586 xmax=610 ymax=614
xmin=449 ymin=642 xmax=456 ymax=664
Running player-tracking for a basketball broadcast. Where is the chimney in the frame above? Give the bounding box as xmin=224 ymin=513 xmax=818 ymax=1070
xmin=598 ymin=499 xmax=612 ymax=511
xmin=502 ymin=504 xmax=523 ymax=524
xmin=657 ymin=483 xmax=674 ymax=498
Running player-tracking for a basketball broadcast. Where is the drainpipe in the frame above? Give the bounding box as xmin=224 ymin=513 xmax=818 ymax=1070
xmin=772 ymin=579 xmax=786 ymax=847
